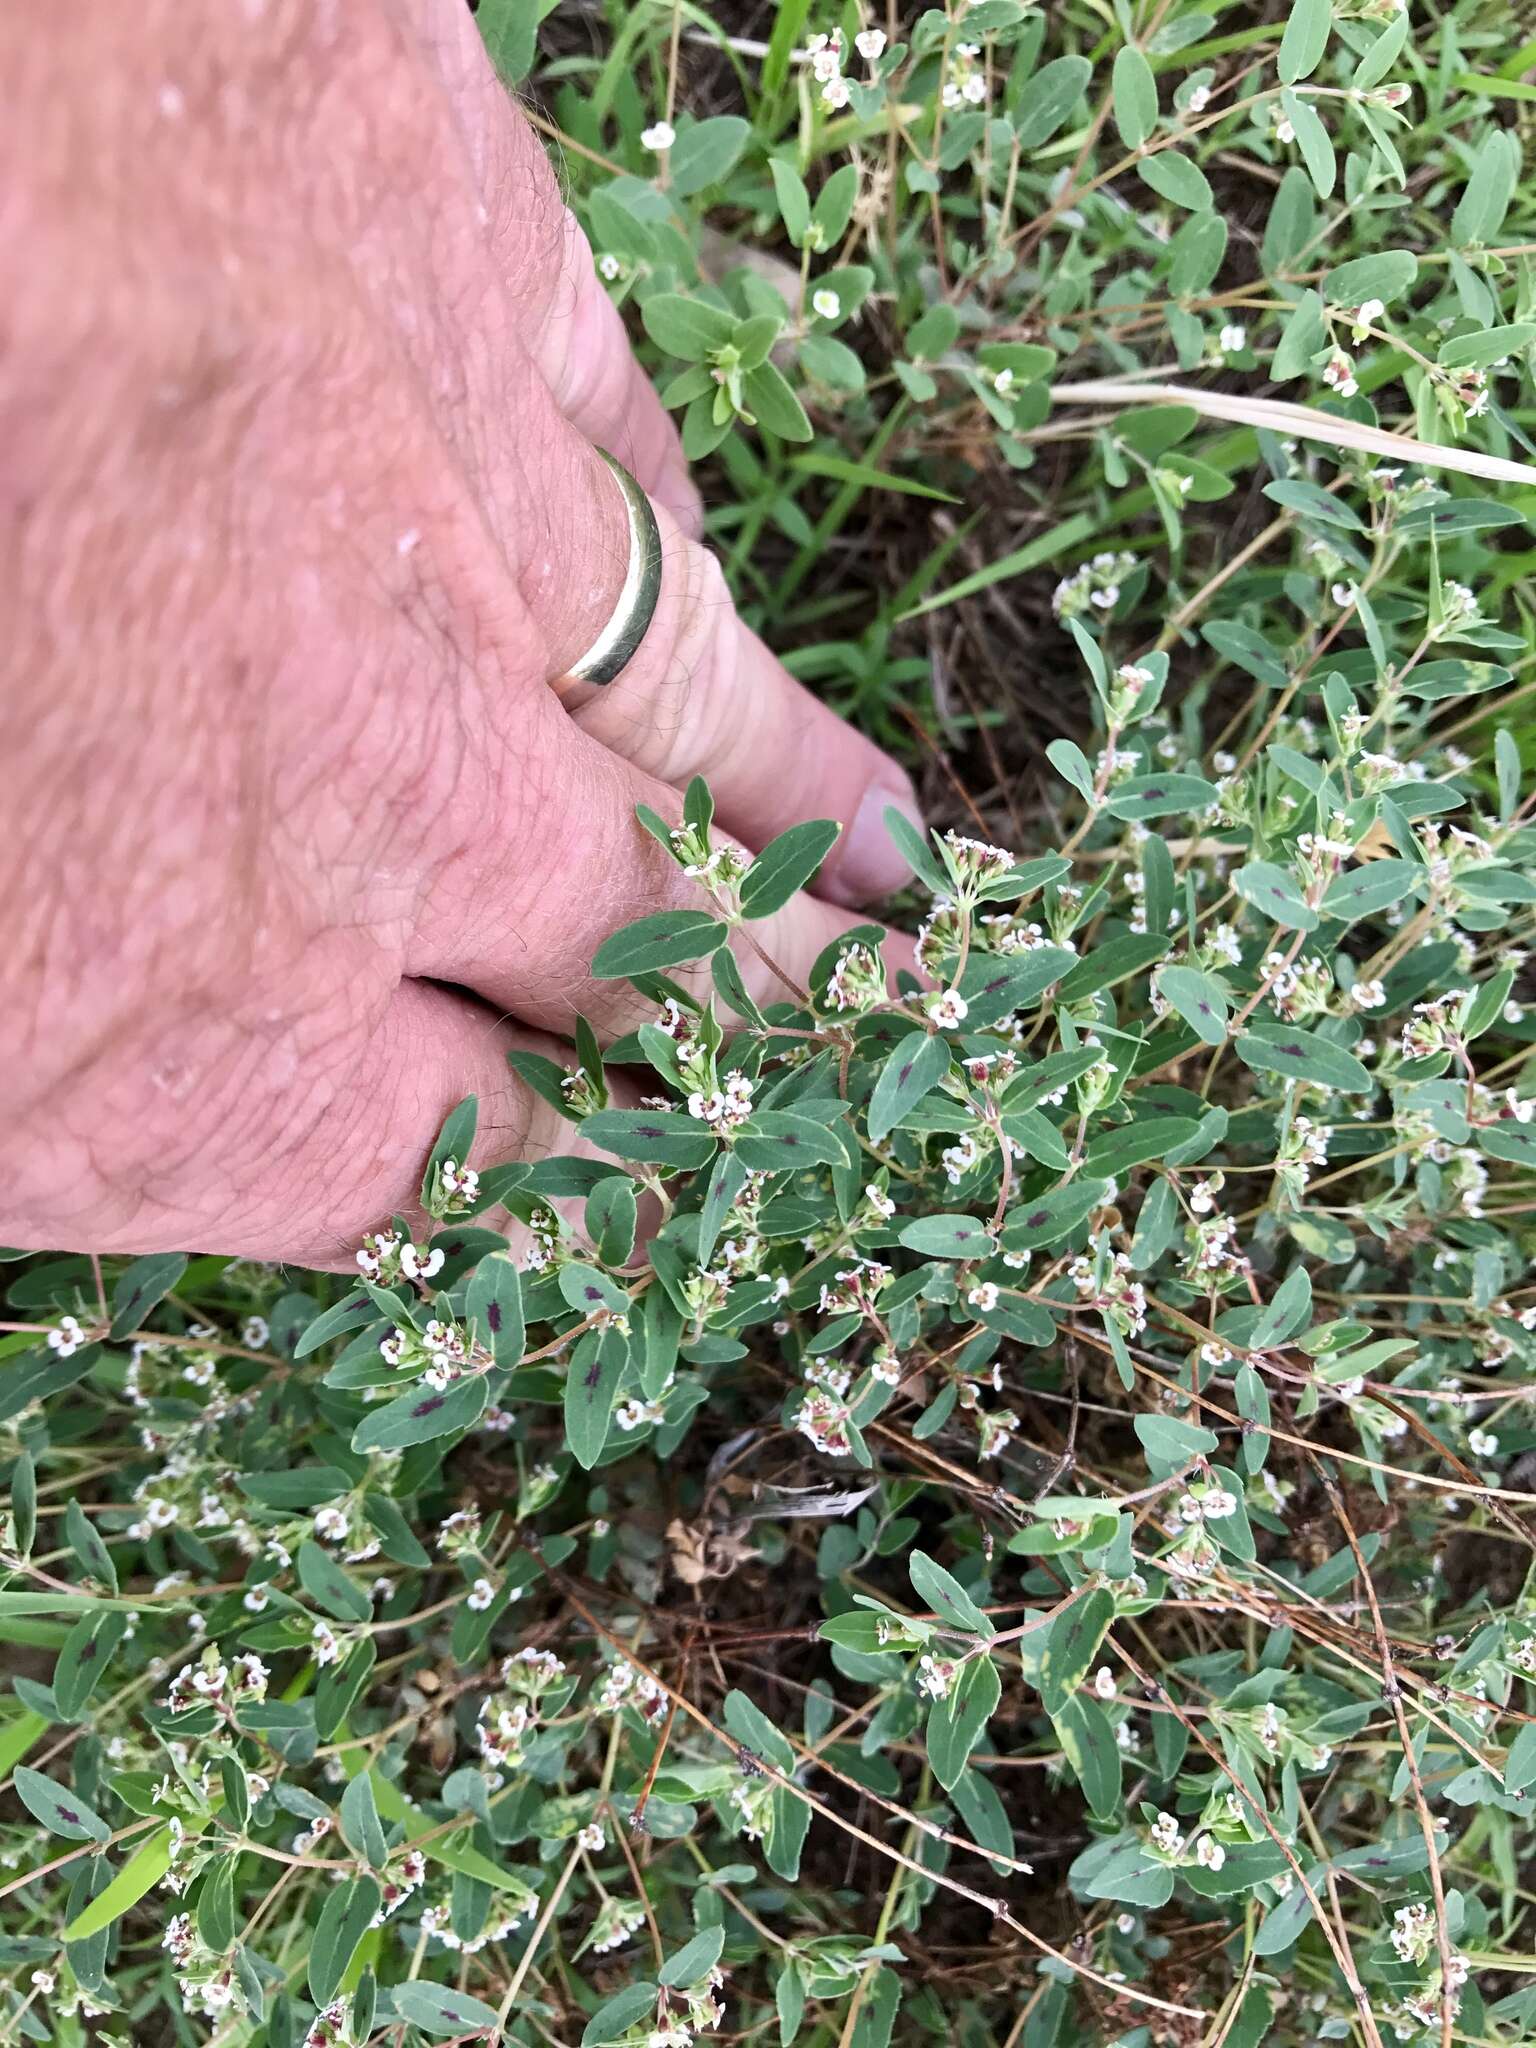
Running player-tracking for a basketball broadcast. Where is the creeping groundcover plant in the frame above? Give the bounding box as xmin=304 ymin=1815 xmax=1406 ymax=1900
xmin=8 ymin=2 xmax=1536 ymax=2045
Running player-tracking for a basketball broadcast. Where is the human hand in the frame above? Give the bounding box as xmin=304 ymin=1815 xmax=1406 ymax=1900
xmin=0 ymin=0 xmax=921 ymax=1264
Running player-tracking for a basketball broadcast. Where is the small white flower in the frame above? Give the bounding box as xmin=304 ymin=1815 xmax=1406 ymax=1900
xmin=855 ymin=27 xmax=886 ymax=61
xmin=1150 ymin=1811 xmax=1183 ymax=1855
xmin=1195 ymin=1834 xmax=1226 ymax=1871
xmin=313 ymin=1505 xmax=349 ymax=1544
xmin=241 ymin=1315 xmax=270 ymax=1349
xmin=967 ymin=1281 xmax=1000 ymax=1313
xmin=577 ymin=1821 xmax=606 ymax=1853
xmin=812 ymin=287 xmax=841 ymax=320
xmin=47 ymin=1315 xmax=89 ymax=1358
xmin=467 ymin=1576 xmax=496 ymax=1611
xmin=641 ymin=120 xmax=675 ymax=151
xmin=400 ymin=1242 xmax=444 ymax=1283
xmin=1093 ymin=1666 xmax=1116 ymax=1700
xmin=927 ymin=988 xmax=969 ymax=1028
xmin=597 ymin=252 xmax=622 ymax=280
xmin=821 ymin=73 xmax=851 ymax=109
xmin=1468 ymin=1427 xmax=1499 ymax=1459
xmin=1187 ymin=84 xmax=1211 ymax=112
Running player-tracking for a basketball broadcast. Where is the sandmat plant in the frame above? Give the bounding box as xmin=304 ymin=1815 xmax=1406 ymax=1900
xmin=6 ymin=2 xmax=1536 ymax=2045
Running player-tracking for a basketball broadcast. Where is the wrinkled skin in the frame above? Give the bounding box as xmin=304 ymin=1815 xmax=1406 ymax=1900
xmin=0 ymin=0 xmax=920 ymax=1265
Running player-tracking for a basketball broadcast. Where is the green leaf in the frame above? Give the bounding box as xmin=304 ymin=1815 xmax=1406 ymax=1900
xmin=769 ymin=157 xmax=811 ymax=243
xmin=1053 ymin=1694 xmax=1121 ymax=1818
xmin=668 ymin=116 xmax=750 ymax=196
xmin=1047 ymin=737 xmax=1096 ymax=803
xmin=1136 ymin=150 xmax=1213 ymax=211
xmin=1234 ymin=861 xmax=1318 ymax=931
xmin=811 ymin=163 xmax=859 ymax=244
xmin=1320 ymin=859 xmax=1421 ymax=922
xmin=951 ymin=1764 xmax=1016 ymax=1872
xmin=1323 ymin=249 xmax=1417 ymax=307
xmin=196 ymin=1853 xmax=237 ymax=1954
xmin=592 ymin=911 xmax=728 ymax=979
xmin=1271 ymin=288 xmax=1329 ymax=382
xmin=349 ymin=1372 xmax=488 ymax=1455
xmin=735 ymin=1111 xmax=852 ymax=1172
xmin=1135 ymin=1414 xmax=1219 ymax=1470
xmin=741 ymin=820 xmax=841 ymax=918
xmin=1476 ymin=1122 xmax=1536 ymax=1169
xmin=340 ymin=1771 xmax=388 ymax=1870
xmin=909 ymin=1550 xmax=994 ymax=1637
xmin=585 ymin=1176 xmax=639 ymax=1269
xmin=1452 ymin=128 xmax=1517 ymax=246
xmin=466 ymin=1253 xmax=525 ymax=1368
xmin=11 ymin=1450 xmax=35 ymax=1559
xmin=1438 ymin=323 xmax=1536 ymax=371
xmin=1057 ymin=934 xmax=1168 ymax=1000
xmin=1000 ymin=1179 xmax=1113 ymax=1253
xmin=54 ymin=1610 xmax=127 ymax=1720
xmin=1234 ymin=1023 xmax=1372 ymax=1094
xmin=297 ymin=1540 xmax=371 ymax=1624
xmin=1103 ymin=773 xmax=1219 ymax=820
xmin=558 ymin=1262 xmax=630 ymax=1322
xmin=1278 ymin=0 xmax=1331 ymax=85
xmin=422 ymin=1095 xmax=477 ymax=1211
xmin=927 ymin=1653 xmax=1001 ymax=1791
xmin=1156 ymin=965 xmax=1229 ymax=1045
xmin=869 ymin=1030 xmax=951 ymax=1146
xmin=1012 ymin=56 xmax=1092 ymax=148
xmin=391 ymin=1982 xmax=503 ymax=2038
xmin=310 ymin=1876 xmax=381 ymax=2010
xmin=1498 ymin=731 xmax=1524 ymax=823
xmin=1112 ymin=45 xmax=1158 ymax=148
xmin=109 ymin=1253 xmax=187 ymax=1340
xmin=1167 ymin=211 xmax=1228 ymax=297
xmin=293 ymin=1294 xmax=377 ymax=1360
xmin=582 ymin=1984 xmax=662 ymax=2046
xmin=1085 ymin=1117 xmax=1202 ymax=1178
xmin=64 ymin=1498 xmax=116 ymax=1592
xmin=1263 ymin=478 xmax=1364 ymax=530
xmin=14 ymin=1766 xmax=109 ymax=1843
xmin=1250 ymin=1264 xmax=1313 ymax=1350
xmin=1353 ymin=11 xmax=1409 ymax=89
xmin=1505 ymin=1721 xmax=1536 ymax=1796
xmin=579 ymin=1110 xmax=717 ymax=1170
xmin=898 ymin=1214 xmax=997 ymax=1259
xmin=743 ymin=361 xmax=814 ymax=443
xmin=565 ymin=1327 xmax=627 ymax=1470
xmin=660 ymin=1926 xmax=725 ymax=1989
xmin=1281 ymin=88 xmax=1335 ymax=198
xmin=63 ymin=1823 xmax=171 ymax=1939
xmin=1041 ymin=1587 xmax=1115 ymax=1713
xmin=723 ymin=1688 xmax=796 ymax=1771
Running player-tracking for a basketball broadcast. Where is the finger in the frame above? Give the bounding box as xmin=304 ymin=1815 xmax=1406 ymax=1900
xmin=407 ymin=687 xmax=916 ymax=1041
xmin=4 ymin=977 xmax=609 ymax=1269
xmin=412 ymin=0 xmax=702 ymax=535
xmin=532 ymin=456 xmax=923 ymax=912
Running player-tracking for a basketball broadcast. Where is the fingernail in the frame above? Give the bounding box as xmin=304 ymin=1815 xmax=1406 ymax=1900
xmin=826 ymin=781 xmax=924 ymax=907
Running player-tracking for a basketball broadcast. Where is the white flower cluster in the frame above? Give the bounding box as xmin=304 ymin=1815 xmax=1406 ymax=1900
xmin=475 ymin=1646 xmax=568 ymax=1772
xmin=1053 ymin=550 xmax=1136 ymax=621
xmin=1068 ymin=1250 xmax=1147 ymax=1338
xmin=356 ymin=1231 xmax=443 ymax=1285
xmin=802 ymin=25 xmax=886 ymax=111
